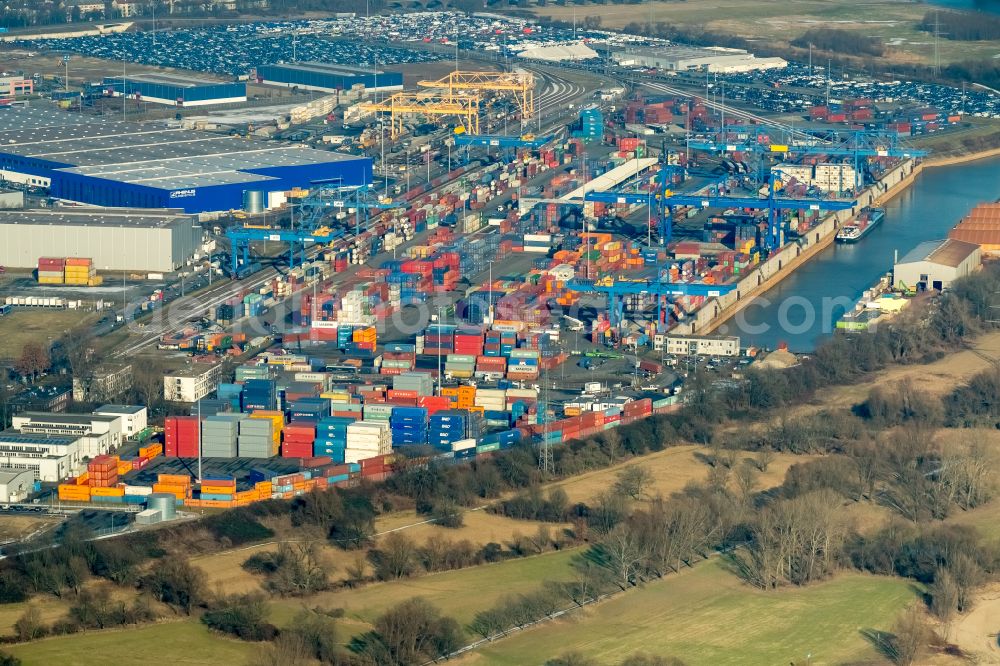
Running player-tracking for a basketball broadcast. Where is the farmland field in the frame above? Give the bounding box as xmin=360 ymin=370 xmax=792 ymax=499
xmin=543 ymin=444 xmax=810 ymax=504
xmin=6 ymin=620 xmax=257 ymax=665
xmin=269 ymin=547 xmax=580 ymax=630
xmin=520 ymin=0 xmax=1000 ymax=66
xmin=455 ymin=559 xmax=917 ymax=666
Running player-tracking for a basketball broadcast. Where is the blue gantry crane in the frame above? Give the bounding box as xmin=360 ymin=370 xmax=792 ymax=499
xmin=226 ymin=182 xmax=401 ymax=278
xmin=583 ymin=168 xmax=856 ymax=251
xmin=565 ymin=274 xmax=737 ymax=332
xmin=685 ymin=126 xmax=927 ymax=190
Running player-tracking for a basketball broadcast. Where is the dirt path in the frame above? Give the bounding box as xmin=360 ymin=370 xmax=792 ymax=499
xmin=951 ymin=583 xmax=1000 ymax=663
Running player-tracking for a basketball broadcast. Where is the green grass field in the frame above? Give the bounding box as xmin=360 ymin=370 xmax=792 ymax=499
xmin=6 ymin=620 xmax=257 ymax=665
xmin=457 ymin=559 xmax=917 ymax=666
xmin=269 ymin=548 xmax=580 ymax=630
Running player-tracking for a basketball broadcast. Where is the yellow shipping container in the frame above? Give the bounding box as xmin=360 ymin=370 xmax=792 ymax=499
xmin=254 ymin=481 xmax=273 ymax=493
xmin=37 ymin=277 xmax=63 ymax=284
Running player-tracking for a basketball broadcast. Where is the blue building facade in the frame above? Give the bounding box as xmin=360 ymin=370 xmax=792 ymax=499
xmin=256 ymin=63 xmax=403 ymax=92
xmin=102 ymin=77 xmax=248 ymax=106
xmin=0 ymin=151 xmax=373 ymax=213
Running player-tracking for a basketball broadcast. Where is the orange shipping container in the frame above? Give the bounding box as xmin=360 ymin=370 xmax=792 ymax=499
xmin=157 ymin=474 xmax=192 ymax=486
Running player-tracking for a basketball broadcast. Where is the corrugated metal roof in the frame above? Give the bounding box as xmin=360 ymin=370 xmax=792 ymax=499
xmin=896 ymin=238 xmax=979 ymax=268
xmin=949 ymin=202 xmax=1000 ymax=244
xmin=0 ymin=208 xmax=193 ymax=229
xmin=0 ymin=106 xmax=358 ymax=190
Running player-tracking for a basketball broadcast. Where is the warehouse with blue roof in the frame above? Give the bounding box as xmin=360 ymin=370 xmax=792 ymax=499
xmin=0 ymin=106 xmax=373 ymax=214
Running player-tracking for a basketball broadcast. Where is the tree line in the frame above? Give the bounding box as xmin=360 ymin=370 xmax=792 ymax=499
xmin=920 ymin=9 xmax=1000 ymax=41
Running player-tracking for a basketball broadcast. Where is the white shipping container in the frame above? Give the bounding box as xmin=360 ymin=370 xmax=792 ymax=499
xmin=451 ymin=438 xmax=477 ymax=452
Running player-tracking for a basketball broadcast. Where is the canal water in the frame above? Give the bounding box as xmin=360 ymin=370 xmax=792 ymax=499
xmin=723 ymin=156 xmax=1000 ymax=352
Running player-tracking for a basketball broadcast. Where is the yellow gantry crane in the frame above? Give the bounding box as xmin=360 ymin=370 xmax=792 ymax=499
xmin=359 ymin=91 xmax=481 ymax=139
xmin=417 ymin=70 xmax=535 ymax=120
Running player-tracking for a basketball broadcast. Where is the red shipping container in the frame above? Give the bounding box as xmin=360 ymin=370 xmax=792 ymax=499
xmin=282 ymin=442 xmax=314 ymax=458
xmin=387 ymin=389 xmax=418 ymax=400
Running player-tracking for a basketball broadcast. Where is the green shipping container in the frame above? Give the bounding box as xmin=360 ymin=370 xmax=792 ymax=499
xmin=476 ymin=442 xmax=501 ymax=453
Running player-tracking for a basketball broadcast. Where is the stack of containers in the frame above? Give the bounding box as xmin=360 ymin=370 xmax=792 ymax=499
xmin=88 ymin=456 xmax=118 ymax=488
xmin=152 ymin=473 xmax=192 ymax=502
xmin=244 ymin=293 xmax=265 ymax=318
xmin=453 ymin=328 xmax=484 ymax=356
xmin=242 ymin=379 xmax=277 ymax=411
xmin=452 ymin=437 xmax=477 ymax=460
xmin=507 ymin=349 xmax=541 ymax=380
xmin=235 ymin=366 xmax=271 ymax=382
xmin=64 ymin=258 xmax=99 ymax=286
xmin=37 ymin=257 xmax=65 ymax=284
xmin=164 ymin=416 xmax=200 ymax=457
xmin=424 ymin=324 xmax=455 ymax=356
xmin=362 ymin=404 xmax=393 ymax=424
xmin=238 ymin=418 xmax=276 ymax=458
xmin=58 ymin=478 xmax=92 ymax=502
xmin=122 ymin=484 xmax=153 ymax=504
xmin=392 ymin=372 xmax=434 ymax=396
xmin=475 ymin=389 xmax=506 ymax=414
xmin=217 ymin=384 xmax=243 ymax=410
xmin=91 ymin=486 xmax=125 ymax=504
xmin=315 ymin=416 xmax=355 ymax=460
xmin=380 ymin=352 xmax=414 ymax=375
xmin=345 ymin=421 xmax=392 ymax=464
xmin=201 ymin=415 xmax=240 ymax=458
xmin=282 ymin=422 xmax=316 ymax=458
xmin=444 ymin=354 xmax=475 ymax=379
xmin=389 ymin=407 xmax=428 ymax=447
xmin=351 ymin=325 xmax=377 ymax=352
xmin=476 ymin=355 xmax=507 ymax=378
xmin=200 ymin=476 xmax=236 ymax=502
xmin=622 ymin=398 xmax=653 ymax=423
xmin=359 ymin=453 xmax=394 ymax=480
xmin=428 ymin=409 xmax=467 ymax=451
xmin=416 ymin=395 xmax=452 ymax=416
xmin=288 ymin=397 xmax=330 ymax=422
xmin=250 ymin=410 xmax=284 ymax=451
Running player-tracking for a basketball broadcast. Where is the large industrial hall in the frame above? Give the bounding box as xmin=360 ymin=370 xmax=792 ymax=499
xmin=0 ymin=106 xmax=373 ymax=213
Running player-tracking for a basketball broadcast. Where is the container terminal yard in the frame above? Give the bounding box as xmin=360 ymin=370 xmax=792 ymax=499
xmin=0 ymin=10 xmax=995 ymax=521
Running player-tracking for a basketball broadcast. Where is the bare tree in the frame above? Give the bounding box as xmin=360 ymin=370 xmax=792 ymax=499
xmin=14 ymin=605 xmax=47 ymax=641
xmin=132 ymin=361 xmax=165 ymax=411
xmin=371 ymin=532 xmax=420 ymax=580
xmin=604 ymin=429 xmax=623 ymax=465
xmin=595 ymin=522 xmax=648 ymax=591
xmin=14 ymin=342 xmax=49 ymax=384
xmin=614 ymin=465 xmax=655 ymax=500
xmin=731 ymin=490 xmax=848 ymax=589
xmin=941 ymin=439 xmax=994 ymax=510
xmin=734 ymin=461 xmax=758 ymax=505
xmin=754 ymin=448 xmax=776 ymax=473
xmin=929 ymin=567 xmax=959 ymax=624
